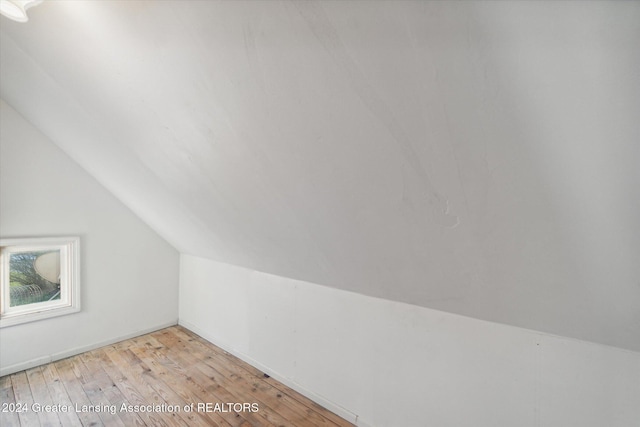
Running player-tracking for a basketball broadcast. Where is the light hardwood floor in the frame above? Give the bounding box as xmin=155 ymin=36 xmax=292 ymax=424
xmin=0 ymin=326 xmax=355 ymax=427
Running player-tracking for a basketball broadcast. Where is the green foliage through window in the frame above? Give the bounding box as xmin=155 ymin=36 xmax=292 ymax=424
xmin=9 ymin=251 xmax=61 ymax=307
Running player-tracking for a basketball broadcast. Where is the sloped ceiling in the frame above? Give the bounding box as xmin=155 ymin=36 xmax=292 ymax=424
xmin=1 ymin=1 xmax=639 ymax=351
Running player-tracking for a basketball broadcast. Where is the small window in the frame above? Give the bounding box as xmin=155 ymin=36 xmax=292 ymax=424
xmin=0 ymin=237 xmax=80 ymax=327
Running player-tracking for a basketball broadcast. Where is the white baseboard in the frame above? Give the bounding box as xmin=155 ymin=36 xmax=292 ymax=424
xmin=0 ymin=320 xmax=178 ymax=377
xmin=178 ymin=319 xmax=372 ymax=427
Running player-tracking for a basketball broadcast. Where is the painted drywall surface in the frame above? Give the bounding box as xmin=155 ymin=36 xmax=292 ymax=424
xmin=179 ymin=255 xmax=640 ymax=427
xmin=0 ymin=100 xmax=179 ymax=375
xmin=2 ymin=1 xmax=639 ymax=351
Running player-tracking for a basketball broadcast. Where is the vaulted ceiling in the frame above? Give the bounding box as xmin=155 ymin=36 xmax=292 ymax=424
xmin=2 ymin=1 xmax=639 ymax=351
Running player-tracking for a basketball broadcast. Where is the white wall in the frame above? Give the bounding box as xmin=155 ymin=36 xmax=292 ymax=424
xmin=0 ymin=100 xmax=179 ymax=376
xmin=179 ymin=255 xmax=640 ymax=427
xmin=3 ymin=1 xmax=639 ymax=352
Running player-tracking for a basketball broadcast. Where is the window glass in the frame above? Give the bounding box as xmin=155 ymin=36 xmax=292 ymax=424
xmin=0 ymin=237 xmax=80 ymax=327
xmin=9 ymin=250 xmax=62 ymax=307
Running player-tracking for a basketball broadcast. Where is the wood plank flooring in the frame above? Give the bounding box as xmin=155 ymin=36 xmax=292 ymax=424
xmin=0 ymin=326 xmax=355 ymax=427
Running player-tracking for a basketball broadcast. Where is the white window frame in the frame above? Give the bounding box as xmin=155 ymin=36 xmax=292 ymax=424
xmin=0 ymin=236 xmax=80 ymax=328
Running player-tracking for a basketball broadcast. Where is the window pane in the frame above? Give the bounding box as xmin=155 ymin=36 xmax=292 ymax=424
xmin=9 ymin=250 xmax=61 ymax=307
